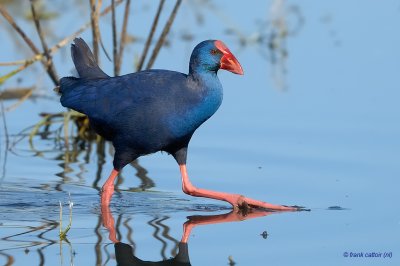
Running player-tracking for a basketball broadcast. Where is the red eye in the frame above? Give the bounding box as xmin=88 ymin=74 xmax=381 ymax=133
xmin=211 ymin=49 xmax=218 ymax=55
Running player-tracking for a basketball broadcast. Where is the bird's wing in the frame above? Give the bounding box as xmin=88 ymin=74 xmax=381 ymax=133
xmin=60 ymin=70 xmax=192 ymax=131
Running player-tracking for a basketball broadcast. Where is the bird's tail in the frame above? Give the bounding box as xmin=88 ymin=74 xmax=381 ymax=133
xmin=71 ymin=38 xmax=109 ymax=79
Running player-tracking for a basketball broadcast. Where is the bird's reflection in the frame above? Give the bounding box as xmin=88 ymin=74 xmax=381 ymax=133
xmin=114 ymin=242 xmax=190 ymax=266
xmin=101 ymin=203 xmax=276 ymax=265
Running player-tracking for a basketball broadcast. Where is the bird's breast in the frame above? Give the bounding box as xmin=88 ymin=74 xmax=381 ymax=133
xmin=166 ymin=85 xmax=223 ymax=138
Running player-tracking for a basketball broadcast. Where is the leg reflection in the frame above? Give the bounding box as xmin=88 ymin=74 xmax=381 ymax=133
xmin=101 ymin=203 xmax=275 ymax=265
xmin=181 ymin=210 xmax=274 ymax=243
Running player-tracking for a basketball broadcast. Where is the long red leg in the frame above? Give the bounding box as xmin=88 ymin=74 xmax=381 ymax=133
xmin=101 ymin=169 xmax=119 ymax=207
xmin=179 ymin=164 xmax=298 ymax=211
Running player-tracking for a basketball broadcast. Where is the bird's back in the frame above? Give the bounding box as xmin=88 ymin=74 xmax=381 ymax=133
xmin=59 ymin=38 xmax=223 ymax=156
xmin=60 ymin=69 xmax=222 ymax=153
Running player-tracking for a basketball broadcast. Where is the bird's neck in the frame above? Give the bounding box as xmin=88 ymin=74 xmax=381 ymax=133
xmin=187 ymin=69 xmax=223 ymax=109
xmin=188 ymin=67 xmax=220 ymax=92
xmin=166 ymin=68 xmax=223 ymax=138
xmin=187 ymin=67 xmax=223 ymax=120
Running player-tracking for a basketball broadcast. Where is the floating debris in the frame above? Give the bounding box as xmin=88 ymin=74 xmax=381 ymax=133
xmin=228 ymin=255 xmax=236 ymax=265
xmin=260 ymin=230 xmax=269 ymax=239
xmin=327 ymin=206 xmax=348 ymax=210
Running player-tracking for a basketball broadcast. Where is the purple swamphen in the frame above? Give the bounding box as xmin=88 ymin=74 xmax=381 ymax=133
xmin=59 ymin=38 xmax=296 ymax=211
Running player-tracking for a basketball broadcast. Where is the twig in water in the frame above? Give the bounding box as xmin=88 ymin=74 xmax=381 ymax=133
xmin=0 ymin=5 xmax=41 ymax=55
xmin=146 ymin=0 xmax=182 ymax=70
xmin=89 ymin=0 xmax=102 ymax=62
xmin=115 ymin=0 xmax=131 ymax=75
xmin=30 ymin=0 xmax=59 ymax=85
xmin=28 ymin=111 xmax=85 ymax=151
xmin=0 ymin=100 xmax=9 ymax=185
xmin=63 ymin=110 xmax=71 ymax=148
xmin=0 ymin=87 xmax=34 ymax=100
xmin=0 ymin=65 xmax=27 ymax=86
xmin=111 ymin=0 xmax=118 ymax=76
xmin=0 ymin=4 xmax=59 ymax=85
xmin=4 ymin=88 xmax=33 ymax=112
xmin=0 ymin=1 xmax=123 ymax=85
xmin=59 ymin=193 xmax=74 ymax=240
xmin=0 ymin=60 xmax=35 ymax=66
xmin=137 ymin=0 xmax=165 ymax=71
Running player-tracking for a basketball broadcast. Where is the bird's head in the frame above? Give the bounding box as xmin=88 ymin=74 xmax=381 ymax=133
xmin=189 ymin=40 xmax=244 ymax=75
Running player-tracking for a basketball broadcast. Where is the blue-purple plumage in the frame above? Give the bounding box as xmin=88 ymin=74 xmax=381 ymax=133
xmin=57 ymin=38 xmax=292 ymax=212
xmin=60 ymin=39 xmax=224 ymax=168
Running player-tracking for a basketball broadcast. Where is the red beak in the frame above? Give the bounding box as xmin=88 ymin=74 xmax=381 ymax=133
xmin=215 ymin=40 xmax=244 ymax=75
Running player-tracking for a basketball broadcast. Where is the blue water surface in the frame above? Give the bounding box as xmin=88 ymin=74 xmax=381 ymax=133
xmin=1 ymin=0 xmax=399 ymax=265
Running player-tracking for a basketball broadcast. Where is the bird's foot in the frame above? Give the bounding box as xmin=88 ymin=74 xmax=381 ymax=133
xmin=228 ymin=194 xmax=300 ymax=212
xmin=179 ymin=165 xmax=304 ymax=212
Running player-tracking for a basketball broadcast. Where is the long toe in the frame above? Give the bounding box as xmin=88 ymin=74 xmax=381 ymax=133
xmin=233 ymin=195 xmax=299 ymax=212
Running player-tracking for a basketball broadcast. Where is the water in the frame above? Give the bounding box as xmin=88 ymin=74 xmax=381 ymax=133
xmin=1 ymin=0 xmax=400 ymax=265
